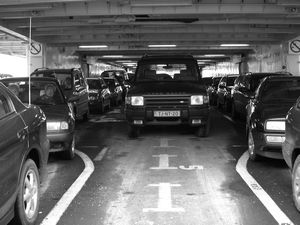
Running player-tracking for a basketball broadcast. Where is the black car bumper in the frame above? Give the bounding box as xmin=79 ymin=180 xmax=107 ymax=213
xmin=126 ymin=106 xmax=210 ymax=127
xmin=47 ymin=131 xmax=74 ymax=152
xmin=252 ymin=129 xmax=285 ymax=159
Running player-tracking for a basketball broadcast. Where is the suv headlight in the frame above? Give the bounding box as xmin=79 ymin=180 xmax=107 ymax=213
xmin=47 ymin=121 xmax=69 ymax=131
xmin=265 ymin=120 xmax=285 ymax=131
xmin=129 ymin=96 xmax=144 ymax=106
xmin=191 ymin=95 xmax=209 ymax=105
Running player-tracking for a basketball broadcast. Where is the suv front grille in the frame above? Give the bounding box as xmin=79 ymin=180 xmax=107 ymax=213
xmin=145 ymin=96 xmax=190 ymax=108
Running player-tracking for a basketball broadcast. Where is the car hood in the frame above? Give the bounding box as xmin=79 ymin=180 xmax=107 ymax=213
xmin=39 ymin=104 xmax=71 ymax=121
xmin=259 ymin=103 xmax=293 ymax=119
xmin=129 ymin=82 xmax=206 ymax=95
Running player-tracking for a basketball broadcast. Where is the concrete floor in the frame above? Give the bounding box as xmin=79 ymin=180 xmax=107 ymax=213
xmin=10 ymin=107 xmax=299 ymax=225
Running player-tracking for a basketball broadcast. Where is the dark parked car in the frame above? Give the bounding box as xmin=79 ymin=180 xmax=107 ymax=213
xmin=207 ymin=76 xmax=221 ymax=105
xmin=31 ymin=68 xmax=89 ymax=121
xmin=231 ymin=72 xmax=291 ymax=120
xmin=216 ymin=74 xmax=238 ymax=112
xmin=0 ymin=82 xmax=49 ymax=225
xmin=87 ymin=77 xmax=111 ymax=113
xmin=102 ymin=77 xmax=123 ymax=106
xmin=246 ymin=76 xmax=300 ymax=161
xmin=2 ymin=77 xmax=75 ymax=159
xmin=283 ymin=96 xmax=300 ymax=212
xmin=125 ymin=55 xmax=210 ymax=137
xmin=101 ymin=70 xmax=131 ymax=99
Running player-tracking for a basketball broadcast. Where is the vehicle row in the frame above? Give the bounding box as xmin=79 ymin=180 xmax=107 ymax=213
xmin=211 ymin=72 xmax=300 ymax=212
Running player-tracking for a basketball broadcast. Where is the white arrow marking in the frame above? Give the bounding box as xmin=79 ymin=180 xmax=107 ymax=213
xmin=143 ymin=183 xmax=185 ymax=212
xmin=150 ymin=154 xmax=178 ymax=170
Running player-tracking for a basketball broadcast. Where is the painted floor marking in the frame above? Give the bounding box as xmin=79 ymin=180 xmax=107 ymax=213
xmin=153 ymin=138 xmax=177 ymax=148
xmin=94 ymin=147 xmax=109 ymax=161
xmin=40 ymin=150 xmax=95 ymax=225
xmin=150 ymin=154 xmax=178 ymax=170
xmin=236 ymin=151 xmax=294 ymax=225
xmin=143 ymin=183 xmax=185 ymax=212
xmin=178 ymin=165 xmax=204 ymax=170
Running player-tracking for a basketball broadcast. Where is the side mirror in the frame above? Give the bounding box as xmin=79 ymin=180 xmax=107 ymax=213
xmin=219 ymin=82 xmax=226 ymax=88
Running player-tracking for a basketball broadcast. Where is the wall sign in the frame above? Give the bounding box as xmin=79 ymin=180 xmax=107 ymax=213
xmin=30 ymin=42 xmax=42 ymax=56
xmin=289 ymin=37 xmax=300 ymax=54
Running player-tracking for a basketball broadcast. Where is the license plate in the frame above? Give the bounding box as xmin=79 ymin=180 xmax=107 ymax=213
xmin=154 ymin=111 xmax=180 ymax=117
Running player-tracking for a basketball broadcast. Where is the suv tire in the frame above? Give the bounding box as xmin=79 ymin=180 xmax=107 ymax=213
xmin=128 ymin=125 xmax=140 ymax=138
xmin=292 ymin=154 xmax=300 ymax=211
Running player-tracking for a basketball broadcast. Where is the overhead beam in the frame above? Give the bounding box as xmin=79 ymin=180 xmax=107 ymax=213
xmin=0 ymin=2 xmax=297 ymax=19
xmin=0 ymin=0 xmax=96 ymax=6
xmin=25 ymin=25 xmax=298 ymax=37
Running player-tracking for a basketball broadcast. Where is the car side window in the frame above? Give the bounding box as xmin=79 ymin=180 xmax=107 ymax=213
xmin=0 ymin=94 xmax=12 ymax=118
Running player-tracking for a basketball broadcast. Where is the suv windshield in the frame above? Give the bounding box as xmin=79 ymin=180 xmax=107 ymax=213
xmin=261 ymin=79 xmax=300 ymax=103
xmin=4 ymin=80 xmax=65 ymax=105
xmin=136 ymin=59 xmax=199 ymax=82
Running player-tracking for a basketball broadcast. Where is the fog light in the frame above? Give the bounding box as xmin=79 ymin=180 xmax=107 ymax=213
xmin=266 ymin=135 xmax=285 ymax=143
xmin=134 ymin=120 xmax=143 ymax=125
xmin=192 ymin=119 xmax=202 ymax=124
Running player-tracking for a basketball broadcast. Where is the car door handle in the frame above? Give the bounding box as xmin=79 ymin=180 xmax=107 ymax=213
xmin=17 ymin=127 xmax=28 ymax=141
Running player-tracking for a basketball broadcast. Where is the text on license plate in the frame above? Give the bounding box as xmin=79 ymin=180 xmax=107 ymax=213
xmin=154 ymin=111 xmax=181 ymax=117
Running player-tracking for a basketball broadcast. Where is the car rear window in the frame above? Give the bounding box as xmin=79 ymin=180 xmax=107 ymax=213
xmin=32 ymin=72 xmax=73 ymax=90
xmin=261 ymin=79 xmax=300 ymax=103
xmin=87 ymin=79 xmax=102 ymax=89
xmin=136 ymin=59 xmax=199 ymax=82
xmin=3 ymin=80 xmax=65 ymax=105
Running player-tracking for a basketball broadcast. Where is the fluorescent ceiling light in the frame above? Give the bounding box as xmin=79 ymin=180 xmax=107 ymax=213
xmin=79 ymin=45 xmax=108 ymax=49
xmin=102 ymin=55 xmax=124 ymax=58
xmin=148 ymin=44 xmax=177 ymax=48
xmin=204 ymin=54 xmax=226 ymax=57
xmin=123 ymin=63 xmax=137 ymax=66
xmin=220 ymin=44 xmax=250 ymax=47
xmin=197 ymin=59 xmax=213 ymax=62
xmin=116 ymin=60 xmax=133 ymax=63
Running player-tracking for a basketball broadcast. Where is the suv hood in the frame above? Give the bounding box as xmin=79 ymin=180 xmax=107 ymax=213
xmin=259 ymin=103 xmax=293 ymax=119
xmin=129 ymin=82 xmax=206 ymax=95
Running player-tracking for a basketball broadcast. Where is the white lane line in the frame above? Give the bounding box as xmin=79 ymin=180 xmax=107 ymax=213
xmin=150 ymin=154 xmax=178 ymax=170
xmin=94 ymin=147 xmax=109 ymax=161
xmin=40 ymin=150 xmax=95 ymax=225
xmin=223 ymin=115 xmax=236 ymax=124
xmin=236 ymin=151 xmax=294 ymax=225
xmin=143 ymin=183 xmax=185 ymax=212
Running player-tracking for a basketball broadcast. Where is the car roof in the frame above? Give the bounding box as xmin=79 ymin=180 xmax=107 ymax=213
xmin=32 ymin=68 xmax=80 ymax=74
xmin=264 ymin=75 xmax=300 ymax=82
xmin=1 ymin=77 xmax=59 ymax=82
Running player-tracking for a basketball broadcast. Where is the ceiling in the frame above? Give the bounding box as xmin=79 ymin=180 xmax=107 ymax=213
xmin=0 ymin=0 xmax=300 ymax=67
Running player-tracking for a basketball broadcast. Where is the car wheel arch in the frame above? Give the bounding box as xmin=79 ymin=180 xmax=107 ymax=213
xmin=292 ymin=149 xmax=300 ymax=168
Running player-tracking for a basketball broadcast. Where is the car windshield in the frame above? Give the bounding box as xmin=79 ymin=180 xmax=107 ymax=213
xmin=87 ymin=79 xmax=102 ymax=89
xmin=136 ymin=59 xmax=199 ymax=82
xmin=261 ymin=79 xmax=300 ymax=103
xmin=4 ymin=80 xmax=65 ymax=105
xmin=227 ymin=76 xmax=237 ymax=86
xmin=32 ymin=72 xmax=73 ymax=90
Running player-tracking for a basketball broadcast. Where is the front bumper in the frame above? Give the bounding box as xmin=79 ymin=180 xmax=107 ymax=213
xmin=252 ymin=129 xmax=285 ymax=159
xmin=126 ymin=106 xmax=210 ymax=127
xmin=47 ymin=131 xmax=74 ymax=152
